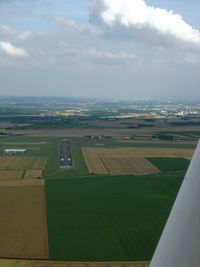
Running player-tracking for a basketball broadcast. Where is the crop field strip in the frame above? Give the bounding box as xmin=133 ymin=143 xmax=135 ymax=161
xmin=0 ymin=179 xmax=48 ymax=259
xmin=0 ymin=156 xmax=47 ymax=170
xmin=101 ymin=157 xmax=160 ymax=175
xmin=0 ymin=170 xmax=24 ymax=180
xmin=0 ymin=179 xmax=45 ymax=187
xmin=82 ymin=147 xmax=108 ymax=174
xmin=0 ymin=260 xmax=150 ymax=267
xmin=0 ymin=169 xmax=43 ymax=180
xmin=82 ymin=147 xmax=193 ymax=175
xmin=24 ymin=169 xmax=43 ymax=179
xmin=0 ymin=156 xmax=47 ymax=180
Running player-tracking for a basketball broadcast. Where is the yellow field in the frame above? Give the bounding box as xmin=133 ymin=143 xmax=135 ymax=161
xmin=0 ymin=261 xmax=149 ymax=267
xmin=0 ymin=157 xmax=46 ymax=180
xmin=82 ymin=148 xmax=108 ymax=174
xmin=0 ymin=170 xmax=24 ymax=180
xmin=0 ymin=182 xmax=48 ymax=259
xmin=0 ymin=179 xmax=45 ymax=187
xmin=82 ymin=147 xmax=194 ymax=175
xmin=24 ymin=169 xmax=43 ymax=179
xmin=101 ymin=156 xmax=160 ymax=175
xmin=0 ymin=156 xmax=46 ymax=170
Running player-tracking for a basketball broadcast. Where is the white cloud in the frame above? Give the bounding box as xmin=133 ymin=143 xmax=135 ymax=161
xmin=89 ymin=0 xmax=200 ymax=47
xmin=17 ymin=31 xmax=33 ymax=40
xmin=0 ymin=25 xmax=35 ymax=41
xmin=54 ymin=17 xmax=101 ymax=34
xmin=0 ymin=41 xmax=28 ymax=57
xmin=185 ymin=53 xmax=200 ymax=65
xmin=58 ymin=46 xmax=137 ymax=65
xmin=0 ymin=25 xmax=11 ymax=33
xmin=0 ymin=25 xmax=16 ymax=35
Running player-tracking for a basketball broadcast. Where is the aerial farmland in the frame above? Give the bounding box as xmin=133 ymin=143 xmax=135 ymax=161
xmin=0 ymin=132 xmax=197 ymax=265
xmin=0 ymin=97 xmax=200 ymax=266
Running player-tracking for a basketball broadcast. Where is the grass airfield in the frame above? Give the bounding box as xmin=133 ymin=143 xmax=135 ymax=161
xmin=0 ymin=135 xmax=197 ymax=263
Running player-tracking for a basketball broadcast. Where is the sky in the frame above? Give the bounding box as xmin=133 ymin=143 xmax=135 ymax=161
xmin=0 ymin=0 xmax=200 ymax=100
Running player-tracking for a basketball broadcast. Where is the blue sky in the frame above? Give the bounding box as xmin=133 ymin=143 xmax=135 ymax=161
xmin=0 ymin=0 xmax=200 ymax=28
xmin=1 ymin=0 xmax=199 ymax=30
xmin=0 ymin=0 xmax=200 ymax=99
xmin=0 ymin=0 xmax=88 ymax=30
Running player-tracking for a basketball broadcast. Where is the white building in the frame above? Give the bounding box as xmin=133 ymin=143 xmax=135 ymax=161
xmin=4 ymin=149 xmax=27 ymax=154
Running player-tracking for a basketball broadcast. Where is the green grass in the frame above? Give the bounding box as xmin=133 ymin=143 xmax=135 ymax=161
xmin=147 ymin=157 xmax=190 ymax=173
xmin=46 ymin=173 xmax=184 ymax=261
xmin=156 ymin=131 xmax=200 ymax=138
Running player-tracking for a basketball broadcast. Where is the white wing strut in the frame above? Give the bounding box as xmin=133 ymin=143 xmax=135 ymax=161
xmin=150 ymin=141 xmax=200 ymax=267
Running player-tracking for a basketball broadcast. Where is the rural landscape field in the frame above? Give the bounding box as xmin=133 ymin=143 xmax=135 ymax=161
xmin=1 ymin=0 xmax=200 ymax=264
xmin=0 ymin=98 xmax=199 ymax=266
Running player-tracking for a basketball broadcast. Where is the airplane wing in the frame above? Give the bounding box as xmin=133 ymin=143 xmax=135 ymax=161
xmin=150 ymin=141 xmax=200 ymax=267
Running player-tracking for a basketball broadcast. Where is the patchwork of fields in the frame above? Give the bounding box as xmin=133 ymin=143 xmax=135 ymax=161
xmin=0 ymin=156 xmax=46 ymax=180
xmin=82 ymin=147 xmax=193 ymax=175
xmin=0 ymin=135 xmax=197 ymax=264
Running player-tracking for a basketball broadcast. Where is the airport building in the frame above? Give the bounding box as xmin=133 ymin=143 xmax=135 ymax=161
xmin=4 ymin=149 xmax=27 ymax=154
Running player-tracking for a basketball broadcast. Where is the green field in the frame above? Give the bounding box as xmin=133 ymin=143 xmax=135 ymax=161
xmin=147 ymin=157 xmax=190 ymax=172
xmin=46 ymin=174 xmax=183 ymax=261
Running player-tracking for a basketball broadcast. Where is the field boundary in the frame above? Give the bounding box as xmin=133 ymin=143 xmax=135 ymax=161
xmin=42 ymin=184 xmax=49 ymax=259
xmin=0 ymin=260 xmax=150 ymax=267
xmin=0 ymin=179 xmax=45 ymax=187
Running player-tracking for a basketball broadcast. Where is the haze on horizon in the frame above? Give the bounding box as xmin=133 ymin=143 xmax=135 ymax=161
xmin=0 ymin=0 xmax=200 ymax=100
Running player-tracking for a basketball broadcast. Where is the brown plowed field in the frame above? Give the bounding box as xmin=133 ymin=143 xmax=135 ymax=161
xmin=0 ymin=181 xmax=48 ymax=259
xmin=82 ymin=147 xmax=194 ymax=175
xmin=0 ymin=260 xmax=149 ymax=267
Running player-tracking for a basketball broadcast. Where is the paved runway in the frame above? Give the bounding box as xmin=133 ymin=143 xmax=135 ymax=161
xmin=59 ymin=139 xmax=72 ymax=169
